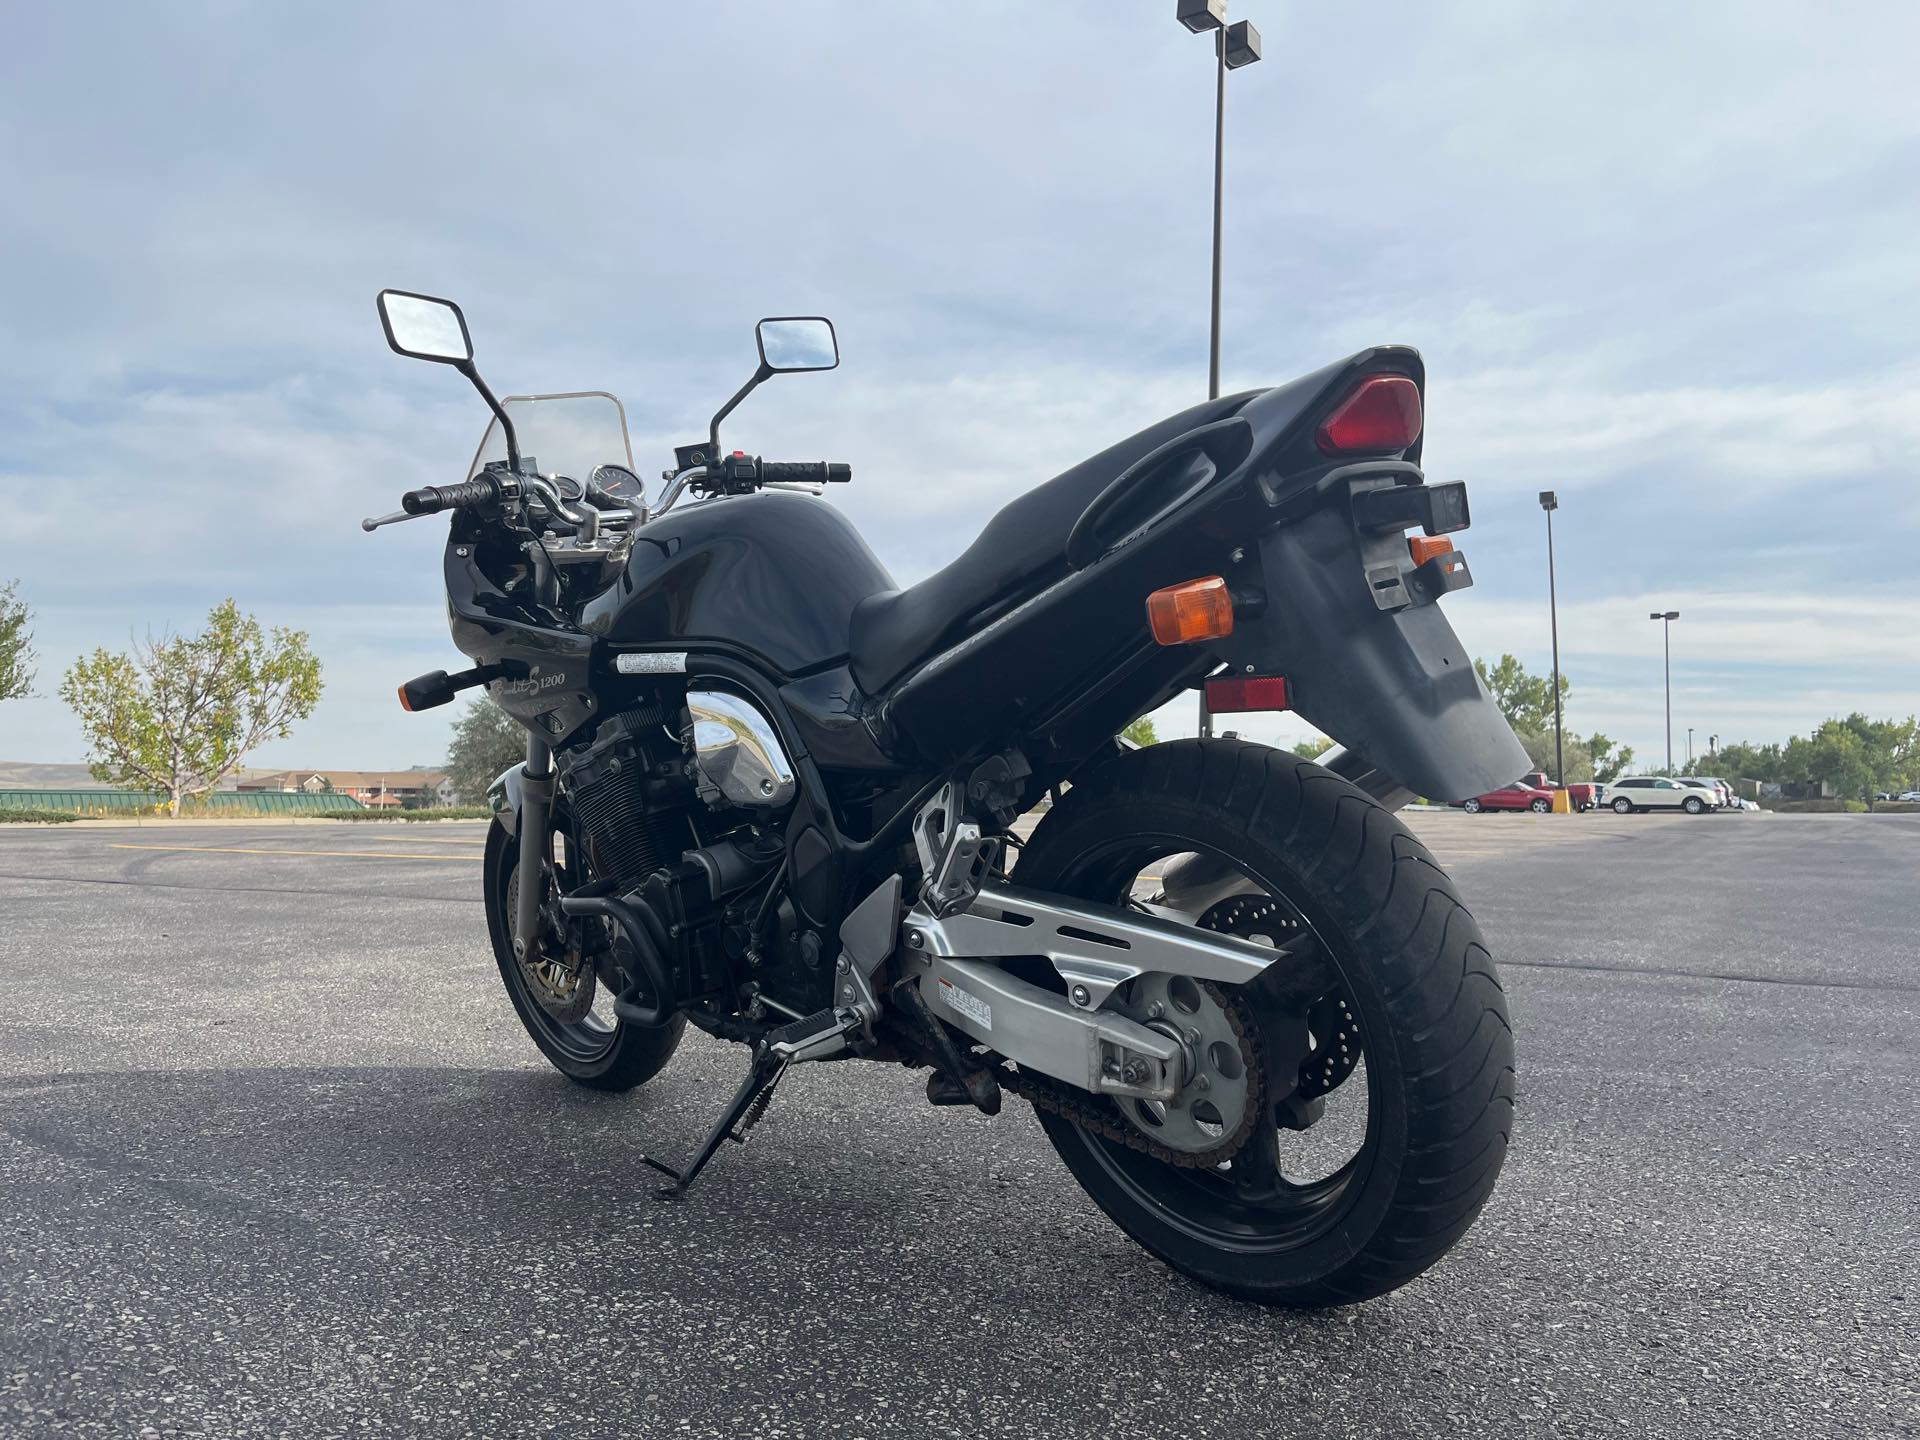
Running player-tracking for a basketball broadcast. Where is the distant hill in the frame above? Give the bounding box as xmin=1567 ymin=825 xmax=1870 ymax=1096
xmin=0 ymin=762 xmax=103 ymax=788
xmin=0 ymin=762 xmax=277 ymax=790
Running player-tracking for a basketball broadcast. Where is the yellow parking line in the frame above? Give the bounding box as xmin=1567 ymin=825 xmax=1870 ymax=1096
xmin=362 ymin=834 xmax=489 ymax=845
xmin=109 ymin=843 xmax=481 ymax=863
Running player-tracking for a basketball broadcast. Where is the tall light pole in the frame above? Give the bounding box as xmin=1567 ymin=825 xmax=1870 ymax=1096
xmin=1687 ymin=727 xmax=1694 ymax=768
xmin=1539 ymin=491 xmax=1564 ymax=784
xmin=1649 ymin=610 xmax=1680 ymax=773
xmin=1179 ymin=0 xmax=1261 ymax=737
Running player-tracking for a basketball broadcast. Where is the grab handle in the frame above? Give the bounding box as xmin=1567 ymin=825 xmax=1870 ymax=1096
xmin=1064 ymin=416 xmax=1254 ymax=572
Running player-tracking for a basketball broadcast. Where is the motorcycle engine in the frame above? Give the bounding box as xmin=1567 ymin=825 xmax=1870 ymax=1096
xmin=559 ymin=701 xmax=694 ymax=885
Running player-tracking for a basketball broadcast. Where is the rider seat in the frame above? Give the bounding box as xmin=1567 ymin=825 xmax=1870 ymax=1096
xmin=847 ymin=392 xmax=1255 ymax=695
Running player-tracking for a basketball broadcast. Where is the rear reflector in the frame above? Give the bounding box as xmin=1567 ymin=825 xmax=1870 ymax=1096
xmin=1205 ymin=674 xmax=1290 ymax=713
xmin=1408 ymin=535 xmax=1455 ymax=566
xmin=1316 ymin=375 xmax=1423 ymax=455
xmin=1146 ymin=576 xmax=1233 ymax=645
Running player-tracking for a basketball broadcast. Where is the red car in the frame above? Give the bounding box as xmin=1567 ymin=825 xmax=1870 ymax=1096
xmin=1455 ymin=780 xmax=1556 ymax=813
xmin=1519 ymin=770 xmax=1605 ymax=812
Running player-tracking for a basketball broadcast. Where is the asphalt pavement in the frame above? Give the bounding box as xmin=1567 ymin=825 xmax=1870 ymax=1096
xmin=0 ymin=810 xmax=1914 ymax=1438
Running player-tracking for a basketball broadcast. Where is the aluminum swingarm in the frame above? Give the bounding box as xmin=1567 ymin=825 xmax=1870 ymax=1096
xmin=896 ymin=884 xmax=1291 ymax=1105
xmin=650 ymin=873 xmax=1308 ymax=1198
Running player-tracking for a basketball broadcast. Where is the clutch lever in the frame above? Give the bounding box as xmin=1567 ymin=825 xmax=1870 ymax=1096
xmin=361 ymin=509 xmax=424 ymax=532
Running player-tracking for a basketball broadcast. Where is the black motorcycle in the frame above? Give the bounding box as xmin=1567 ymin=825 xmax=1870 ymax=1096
xmin=368 ymin=288 xmax=1527 ymax=1307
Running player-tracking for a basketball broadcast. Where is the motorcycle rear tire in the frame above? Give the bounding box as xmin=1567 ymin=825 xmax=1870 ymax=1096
xmin=1017 ymin=739 xmax=1514 ymax=1307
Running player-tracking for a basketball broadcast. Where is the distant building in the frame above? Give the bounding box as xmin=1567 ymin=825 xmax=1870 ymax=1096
xmin=236 ymin=769 xmax=453 ymax=808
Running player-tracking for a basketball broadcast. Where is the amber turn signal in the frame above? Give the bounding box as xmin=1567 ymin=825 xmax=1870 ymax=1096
xmin=1146 ymin=576 xmax=1234 ymax=646
xmin=396 ymin=684 xmax=415 ymax=713
xmin=1408 ymin=535 xmax=1455 ymax=567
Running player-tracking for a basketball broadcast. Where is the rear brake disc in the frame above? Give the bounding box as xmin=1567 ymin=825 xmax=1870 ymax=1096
xmin=1198 ymin=893 xmax=1359 ymax=1100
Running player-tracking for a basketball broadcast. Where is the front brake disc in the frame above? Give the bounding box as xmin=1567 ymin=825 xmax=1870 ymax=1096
xmin=506 ymin=866 xmax=595 ymax=1023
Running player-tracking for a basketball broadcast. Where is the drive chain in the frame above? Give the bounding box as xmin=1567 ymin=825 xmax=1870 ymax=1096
xmin=992 ymin=980 xmax=1267 ymax=1169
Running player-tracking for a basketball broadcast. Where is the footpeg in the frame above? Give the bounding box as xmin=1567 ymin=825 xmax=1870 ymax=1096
xmin=765 ymin=1006 xmax=860 ymax=1062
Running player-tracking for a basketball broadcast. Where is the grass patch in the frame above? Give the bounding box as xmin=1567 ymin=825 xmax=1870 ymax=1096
xmin=0 ymin=807 xmax=86 ymax=824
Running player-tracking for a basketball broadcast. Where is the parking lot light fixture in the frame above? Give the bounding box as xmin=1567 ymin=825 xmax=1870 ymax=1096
xmin=1649 ymin=610 xmax=1680 ymax=772
xmin=1178 ymin=0 xmax=1262 ymax=736
xmin=1223 ymin=19 xmax=1262 ymax=68
xmin=1539 ymin=491 xmax=1563 ymax=784
xmin=1178 ymin=0 xmax=1226 ymax=32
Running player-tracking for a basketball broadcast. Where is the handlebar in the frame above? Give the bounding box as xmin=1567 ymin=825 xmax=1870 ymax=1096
xmin=401 ymin=475 xmax=507 ymax=515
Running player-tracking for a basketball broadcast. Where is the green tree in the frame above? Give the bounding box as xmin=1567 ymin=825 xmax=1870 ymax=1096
xmin=0 ymin=580 xmax=33 ymax=701
xmin=1474 ymin=654 xmax=1570 ymax=737
xmin=1519 ymin=730 xmax=1594 ymax=783
xmin=1703 ymin=739 xmax=1782 ymax=786
xmin=1291 ymin=737 xmax=1334 ymax=760
xmin=447 ymin=696 xmax=527 ymax=803
xmin=1584 ymin=731 xmax=1635 ymax=783
xmin=60 ymin=599 xmax=323 ymax=816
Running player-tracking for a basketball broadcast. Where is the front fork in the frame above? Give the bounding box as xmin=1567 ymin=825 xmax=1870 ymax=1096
xmin=512 ymin=542 xmax=560 ymax=964
xmin=512 ymin=730 xmax=555 ymax=962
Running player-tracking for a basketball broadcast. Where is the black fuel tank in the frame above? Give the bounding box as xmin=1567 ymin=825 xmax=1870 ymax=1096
xmin=579 ymin=491 xmax=895 ymax=676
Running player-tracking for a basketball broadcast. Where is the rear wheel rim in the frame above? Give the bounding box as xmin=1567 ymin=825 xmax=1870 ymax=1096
xmin=1047 ymin=834 xmax=1380 ymax=1254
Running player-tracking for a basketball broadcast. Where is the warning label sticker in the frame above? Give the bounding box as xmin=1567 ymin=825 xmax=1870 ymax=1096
xmin=937 ymin=976 xmax=992 ymax=1032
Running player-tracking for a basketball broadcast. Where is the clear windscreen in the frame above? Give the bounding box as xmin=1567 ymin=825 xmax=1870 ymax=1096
xmin=466 ymin=392 xmax=635 ymax=489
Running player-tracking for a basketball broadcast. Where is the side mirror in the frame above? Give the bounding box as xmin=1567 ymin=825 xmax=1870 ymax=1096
xmin=704 ymin=316 xmax=842 ymax=457
xmin=376 ymin=287 xmax=520 ymax=469
xmin=755 ymin=317 xmax=838 ymax=373
xmin=377 ymin=289 xmax=473 ymax=365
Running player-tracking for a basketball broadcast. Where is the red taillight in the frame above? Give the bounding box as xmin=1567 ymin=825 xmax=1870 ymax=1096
xmin=1204 ymin=674 xmax=1290 ymax=713
xmin=1315 ymin=375 xmax=1422 ymax=455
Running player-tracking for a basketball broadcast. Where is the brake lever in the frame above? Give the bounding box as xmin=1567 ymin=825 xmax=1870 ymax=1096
xmin=361 ymin=510 xmax=423 ymax=532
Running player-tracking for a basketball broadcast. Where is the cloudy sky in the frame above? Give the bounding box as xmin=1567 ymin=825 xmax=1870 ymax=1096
xmin=3 ymin=1 xmax=1916 ymax=773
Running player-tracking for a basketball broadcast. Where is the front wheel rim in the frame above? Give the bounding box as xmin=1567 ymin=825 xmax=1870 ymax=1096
xmin=495 ymin=831 xmax=621 ymax=1067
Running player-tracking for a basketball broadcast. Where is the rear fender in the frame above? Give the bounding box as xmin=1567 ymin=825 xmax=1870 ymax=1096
xmin=1216 ymin=469 xmax=1529 ymax=805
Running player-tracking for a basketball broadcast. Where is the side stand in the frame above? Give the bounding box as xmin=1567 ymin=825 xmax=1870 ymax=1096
xmin=643 ymin=1045 xmax=789 ymax=1202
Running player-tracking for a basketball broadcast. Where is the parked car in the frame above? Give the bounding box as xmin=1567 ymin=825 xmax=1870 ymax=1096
xmin=1519 ymin=770 xmax=1606 ymax=812
xmin=1456 ymin=780 xmax=1557 ymax=814
xmin=1899 ymin=790 xmax=1920 ymax=803
xmin=1609 ymin=776 xmax=1715 ymax=813
xmin=1689 ymin=775 xmax=1735 ymax=808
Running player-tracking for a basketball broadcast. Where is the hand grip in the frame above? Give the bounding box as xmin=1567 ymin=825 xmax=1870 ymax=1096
xmin=400 ymin=475 xmax=506 ymax=515
xmin=760 ymin=461 xmax=851 ymax=485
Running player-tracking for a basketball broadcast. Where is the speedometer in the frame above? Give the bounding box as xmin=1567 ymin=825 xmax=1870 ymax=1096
xmin=590 ymin=464 xmax=645 ymax=500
